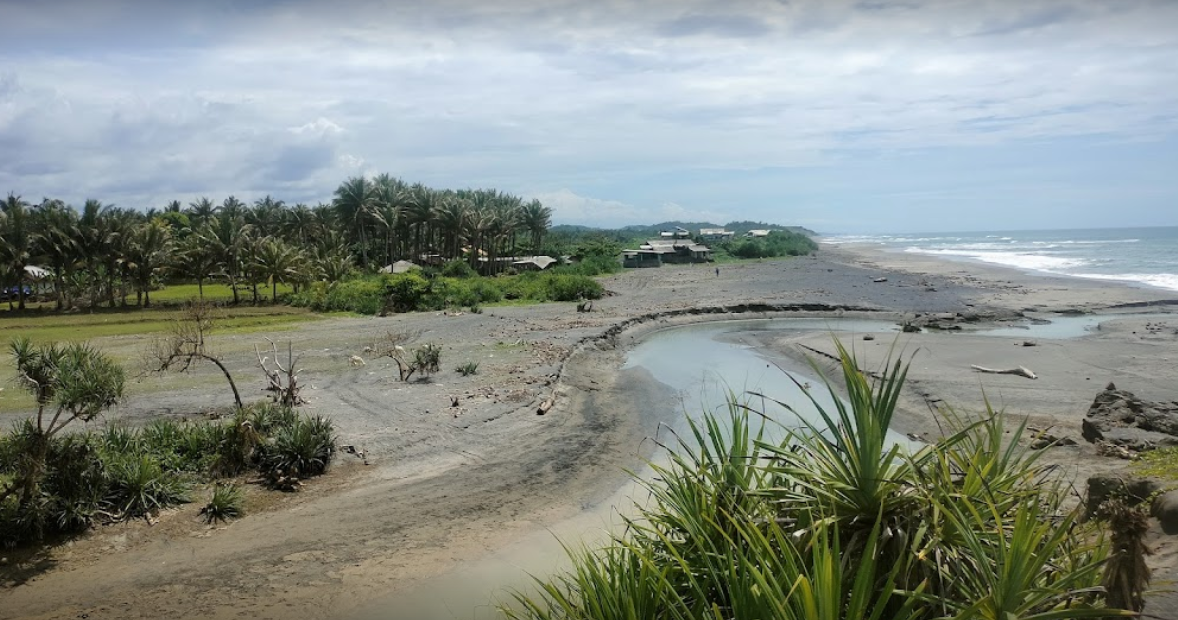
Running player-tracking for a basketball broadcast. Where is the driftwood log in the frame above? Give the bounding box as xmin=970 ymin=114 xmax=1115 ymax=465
xmin=970 ymin=364 xmax=1038 ymax=380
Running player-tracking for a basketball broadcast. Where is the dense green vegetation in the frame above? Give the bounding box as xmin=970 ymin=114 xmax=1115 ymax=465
xmin=1 ymin=401 xmax=336 ymax=546
xmin=1 ymin=183 xmax=815 ymax=318
xmin=502 ymin=344 xmax=1138 ymax=619
xmin=289 ymin=266 xmax=605 ymax=315
xmin=713 ymin=230 xmax=818 ymax=260
xmin=549 ymin=220 xmax=818 ymax=263
xmin=0 ymin=179 xmax=553 ymax=312
xmin=1 ymin=335 xmax=335 ymax=547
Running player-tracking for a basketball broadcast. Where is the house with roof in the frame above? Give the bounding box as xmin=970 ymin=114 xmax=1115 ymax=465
xmin=745 ymin=229 xmax=771 ymax=238
xmin=622 ymin=239 xmax=712 ymax=267
xmin=622 ymin=249 xmax=663 ymax=268
xmin=658 ymin=226 xmax=693 ymax=239
xmin=699 ymin=228 xmax=735 ymax=242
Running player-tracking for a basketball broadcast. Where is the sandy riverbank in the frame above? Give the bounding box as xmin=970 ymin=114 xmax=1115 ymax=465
xmin=3 ymin=247 xmax=1178 ymax=620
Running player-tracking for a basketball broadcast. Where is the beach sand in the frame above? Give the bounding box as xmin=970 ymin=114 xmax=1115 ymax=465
xmin=2 ymin=245 xmax=1178 ymax=619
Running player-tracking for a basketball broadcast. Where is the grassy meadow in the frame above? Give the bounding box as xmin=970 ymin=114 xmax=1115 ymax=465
xmin=0 ymin=289 xmax=322 ymax=414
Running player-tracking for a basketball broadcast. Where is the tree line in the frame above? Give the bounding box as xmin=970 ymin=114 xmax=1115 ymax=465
xmin=0 ymin=176 xmax=553 ymax=311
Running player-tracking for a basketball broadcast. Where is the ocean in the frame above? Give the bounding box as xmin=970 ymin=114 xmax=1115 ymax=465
xmin=824 ymin=226 xmax=1178 ymax=293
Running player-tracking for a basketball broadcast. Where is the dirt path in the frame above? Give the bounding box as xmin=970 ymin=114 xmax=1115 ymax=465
xmin=4 ymin=254 xmax=1177 ymax=619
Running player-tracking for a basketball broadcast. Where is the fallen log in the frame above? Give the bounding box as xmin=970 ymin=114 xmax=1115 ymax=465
xmin=970 ymin=364 xmax=1038 ymax=380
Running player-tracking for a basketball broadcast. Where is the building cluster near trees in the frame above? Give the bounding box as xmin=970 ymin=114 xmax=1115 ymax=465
xmin=0 ymin=176 xmax=553 ymax=310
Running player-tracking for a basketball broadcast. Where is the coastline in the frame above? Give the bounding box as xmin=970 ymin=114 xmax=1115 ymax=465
xmin=3 ymin=246 xmax=1178 ymax=620
xmin=821 ymin=241 xmax=1178 ymax=313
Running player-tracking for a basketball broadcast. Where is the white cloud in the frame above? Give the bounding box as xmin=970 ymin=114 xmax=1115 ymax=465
xmin=290 ymin=118 xmax=343 ymax=137
xmin=530 ymin=189 xmax=641 ymax=227
xmin=0 ymin=0 xmax=1176 ymax=228
xmin=532 ymin=189 xmax=732 ymax=227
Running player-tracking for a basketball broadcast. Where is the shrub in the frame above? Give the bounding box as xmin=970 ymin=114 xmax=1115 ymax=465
xmin=104 ymin=453 xmax=190 ymax=520
xmin=455 ymin=361 xmax=480 ymax=376
xmin=545 ymin=274 xmax=603 ymax=301
xmin=717 ymin=230 xmax=818 ymax=261
xmin=1 ymin=427 xmax=110 ymax=543
xmin=209 ymin=419 xmax=256 ymax=477
xmin=383 ymin=272 xmax=431 ymax=313
xmin=504 ymin=343 xmax=1120 ymax=619
xmin=245 ymin=402 xmax=298 ymax=435
xmin=413 ymin=343 xmax=442 ymax=378
xmin=260 ymin=414 xmax=336 ymax=482
xmin=289 ymin=278 xmax=385 ymax=315
xmin=101 ymin=424 xmax=140 ymax=455
xmin=200 ymin=483 xmax=244 ymax=524
xmin=441 ymin=259 xmax=478 ymax=278
xmin=42 ymin=434 xmax=108 ymax=532
xmin=553 ymin=254 xmax=620 ymax=277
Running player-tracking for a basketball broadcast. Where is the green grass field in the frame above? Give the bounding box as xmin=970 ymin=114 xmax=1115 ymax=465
xmin=0 ymin=282 xmax=297 ymax=313
xmin=0 ymin=297 xmax=325 ymax=415
xmin=0 ymin=305 xmax=317 ymax=344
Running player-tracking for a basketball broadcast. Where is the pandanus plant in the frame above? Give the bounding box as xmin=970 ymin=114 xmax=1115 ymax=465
xmin=502 ymin=341 xmax=1136 ymax=620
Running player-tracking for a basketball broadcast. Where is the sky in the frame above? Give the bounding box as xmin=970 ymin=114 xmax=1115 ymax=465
xmin=1 ymin=0 xmax=1176 ymax=234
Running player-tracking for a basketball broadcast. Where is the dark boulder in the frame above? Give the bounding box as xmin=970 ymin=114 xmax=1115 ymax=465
xmin=1082 ymin=383 xmax=1178 ymax=451
xmin=1153 ymin=490 xmax=1178 ymax=535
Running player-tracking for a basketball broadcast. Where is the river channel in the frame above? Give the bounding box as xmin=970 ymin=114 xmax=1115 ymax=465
xmin=356 ymin=311 xmax=1161 ymax=619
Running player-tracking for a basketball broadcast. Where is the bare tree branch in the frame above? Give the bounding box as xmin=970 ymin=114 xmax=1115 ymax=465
xmin=144 ymin=301 xmax=244 ymax=409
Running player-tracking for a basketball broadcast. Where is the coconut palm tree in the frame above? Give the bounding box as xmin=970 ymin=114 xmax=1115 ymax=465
xmin=127 ymin=219 xmax=173 ymax=307
xmin=373 ymin=174 xmax=408 ymax=265
xmin=405 ymin=183 xmax=436 ymax=262
xmin=253 ymin=237 xmax=301 ymax=302
xmin=250 ymin=195 xmax=285 ymax=239
xmin=520 ymin=199 xmax=552 ymax=254
xmin=199 ymin=211 xmax=253 ymax=305
xmin=33 ymin=199 xmax=80 ymax=310
xmin=433 ymin=191 xmax=468 ymax=262
xmin=0 ymin=193 xmax=36 ymax=310
xmin=220 ymin=195 xmax=247 ymax=223
xmin=185 ymin=197 xmax=219 ymax=229
xmin=176 ymin=227 xmax=220 ymax=299
xmin=77 ymin=199 xmax=117 ymax=309
xmin=282 ymin=203 xmax=316 ymax=247
xmin=103 ymin=208 xmax=140 ymax=307
xmin=333 ymin=176 xmax=379 ymax=268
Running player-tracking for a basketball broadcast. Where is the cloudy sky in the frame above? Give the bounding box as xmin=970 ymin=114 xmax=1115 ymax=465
xmin=1 ymin=0 xmax=1176 ymax=233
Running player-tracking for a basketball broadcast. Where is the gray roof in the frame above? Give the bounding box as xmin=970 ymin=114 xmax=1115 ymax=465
xmin=513 ymin=255 xmax=558 ymax=269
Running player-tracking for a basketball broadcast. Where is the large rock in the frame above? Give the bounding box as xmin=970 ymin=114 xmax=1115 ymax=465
xmin=1086 ymin=473 xmax=1165 ymax=518
xmin=1152 ymin=490 xmax=1178 ymax=535
xmin=1081 ymin=382 xmax=1178 ymax=451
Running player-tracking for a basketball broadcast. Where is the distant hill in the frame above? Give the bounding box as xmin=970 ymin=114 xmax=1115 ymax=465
xmin=618 ymin=221 xmax=721 ymax=236
xmin=549 ymin=224 xmax=600 ymax=235
xmin=614 ymin=221 xmax=818 ymax=237
xmin=723 ymin=221 xmax=818 ymax=237
xmin=550 ymin=221 xmax=819 ymax=243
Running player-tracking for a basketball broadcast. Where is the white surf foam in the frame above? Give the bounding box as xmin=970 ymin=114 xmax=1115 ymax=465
xmin=1068 ymin=272 xmax=1178 ymax=293
xmin=904 ymin=247 xmax=1089 ymax=272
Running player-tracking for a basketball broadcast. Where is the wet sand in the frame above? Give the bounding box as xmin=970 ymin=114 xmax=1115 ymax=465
xmin=3 ymin=246 xmax=1178 ymax=619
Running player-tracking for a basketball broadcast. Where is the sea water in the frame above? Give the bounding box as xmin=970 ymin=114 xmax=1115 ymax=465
xmin=826 ymin=226 xmax=1178 ymax=293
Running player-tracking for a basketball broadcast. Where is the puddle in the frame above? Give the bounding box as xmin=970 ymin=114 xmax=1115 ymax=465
xmin=622 ymin=318 xmax=907 ymax=444
xmin=971 ymin=312 xmax=1167 ymax=339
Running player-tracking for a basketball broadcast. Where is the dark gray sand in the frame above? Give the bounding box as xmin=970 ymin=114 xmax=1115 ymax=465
xmin=3 ymin=246 xmax=1177 ymax=620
